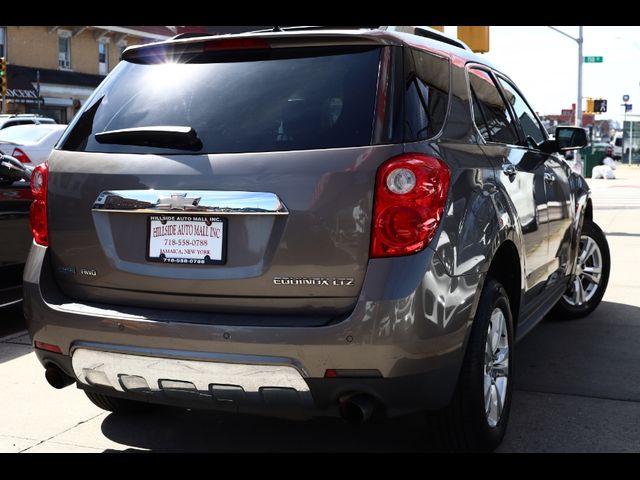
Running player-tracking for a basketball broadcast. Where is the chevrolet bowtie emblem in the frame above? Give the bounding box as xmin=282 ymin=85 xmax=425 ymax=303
xmin=156 ymin=193 xmax=202 ymax=211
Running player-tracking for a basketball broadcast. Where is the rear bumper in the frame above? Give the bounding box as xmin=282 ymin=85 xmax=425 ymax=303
xmin=24 ymin=242 xmax=484 ymax=417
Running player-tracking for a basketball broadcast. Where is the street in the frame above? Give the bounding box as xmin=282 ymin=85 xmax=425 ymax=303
xmin=2 ymin=166 xmax=640 ymax=452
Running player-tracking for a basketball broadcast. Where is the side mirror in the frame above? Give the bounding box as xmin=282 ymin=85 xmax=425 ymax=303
xmin=555 ymin=126 xmax=589 ymax=151
xmin=0 ymin=154 xmax=33 ymax=183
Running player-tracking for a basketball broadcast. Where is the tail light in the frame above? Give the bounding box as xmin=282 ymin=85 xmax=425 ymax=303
xmin=12 ymin=147 xmax=31 ymax=163
xmin=34 ymin=341 xmax=62 ymax=354
xmin=30 ymin=162 xmax=48 ymax=246
xmin=370 ymin=153 xmax=450 ymax=258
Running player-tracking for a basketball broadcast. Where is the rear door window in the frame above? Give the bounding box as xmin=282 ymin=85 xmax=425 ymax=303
xmin=60 ymin=46 xmax=383 ymax=154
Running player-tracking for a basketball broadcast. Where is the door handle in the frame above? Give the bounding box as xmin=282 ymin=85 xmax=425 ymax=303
xmin=502 ymin=163 xmax=517 ymax=177
xmin=544 ymin=172 xmax=556 ymax=183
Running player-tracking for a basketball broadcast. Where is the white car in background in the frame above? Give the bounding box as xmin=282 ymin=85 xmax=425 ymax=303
xmin=0 ymin=124 xmax=67 ymax=165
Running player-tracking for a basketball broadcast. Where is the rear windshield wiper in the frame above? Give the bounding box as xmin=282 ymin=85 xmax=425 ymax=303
xmin=95 ymin=126 xmax=203 ymax=151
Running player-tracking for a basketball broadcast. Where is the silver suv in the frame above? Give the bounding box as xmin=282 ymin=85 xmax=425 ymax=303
xmin=23 ymin=27 xmax=610 ymax=452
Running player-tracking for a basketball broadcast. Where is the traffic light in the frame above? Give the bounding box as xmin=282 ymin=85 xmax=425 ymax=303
xmin=457 ymin=26 xmax=490 ymax=53
xmin=594 ymin=99 xmax=607 ymax=113
xmin=0 ymin=57 xmax=7 ymax=97
xmin=586 ymin=98 xmax=594 ymax=114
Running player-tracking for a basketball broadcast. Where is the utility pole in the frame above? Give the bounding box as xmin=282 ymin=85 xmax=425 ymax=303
xmin=577 ymin=26 xmax=583 ymax=128
xmin=36 ymin=69 xmax=41 ymax=115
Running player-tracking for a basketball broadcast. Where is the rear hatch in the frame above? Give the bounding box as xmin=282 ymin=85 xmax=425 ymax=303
xmin=48 ymin=34 xmax=404 ymax=318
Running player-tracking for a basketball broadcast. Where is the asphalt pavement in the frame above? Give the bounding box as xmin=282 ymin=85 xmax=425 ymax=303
xmin=2 ymin=166 xmax=640 ymax=453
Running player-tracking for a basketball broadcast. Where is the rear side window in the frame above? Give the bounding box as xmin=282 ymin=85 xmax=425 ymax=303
xmin=468 ymin=68 xmax=519 ymax=145
xmin=404 ymin=49 xmax=450 ymax=142
xmin=60 ymin=46 xmax=383 ymax=154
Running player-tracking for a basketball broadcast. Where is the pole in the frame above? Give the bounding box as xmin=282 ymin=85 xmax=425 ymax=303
xmin=624 ymin=107 xmax=628 ymax=163
xmin=576 ymin=26 xmax=584 ymax=170
xmin=547 ymin=26 xmax=584 ymax=168
xmin=630 ymin=119 xmax=634 ymax=165
xmin=576 ymin=26 xmax=583 ymax=127
xmin=1 ymin=94 xmax=5 ymax=114
xmin=36 ymin=69 xmax=41 ymax=115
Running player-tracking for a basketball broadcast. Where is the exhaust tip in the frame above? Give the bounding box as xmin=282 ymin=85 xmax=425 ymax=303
xmin=339 ymin=393 xmax=378 ymax=425
xmin=45 ymin=365 xmax=75 ymax=389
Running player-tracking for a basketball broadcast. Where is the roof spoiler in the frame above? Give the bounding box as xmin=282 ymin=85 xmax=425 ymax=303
xmin=381 ymin=26 xmax=471 ymax=51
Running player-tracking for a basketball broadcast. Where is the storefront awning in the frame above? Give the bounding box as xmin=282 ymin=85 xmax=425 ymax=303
xmin=6 ymin=64 xmax=105 ymax=105
xmin=5 ymin=66 xmax=43 ymax=104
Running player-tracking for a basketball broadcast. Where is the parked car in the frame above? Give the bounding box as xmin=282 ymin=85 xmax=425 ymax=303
xmin=0 ymin=124 xmax=67 ymax=165
xmin=0 ymin=114 xmax=57 ymax=130
xmin=23 ymin=26 xmax=610 ymax=452
xmin=0 ymin=155 xmax=33 ymax=308
xmin=612 ymin=132 xmax=623 ymax=160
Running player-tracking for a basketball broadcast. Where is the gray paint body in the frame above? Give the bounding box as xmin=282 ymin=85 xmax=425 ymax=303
xmin=23 ymin=29 xmax=589 ymax=418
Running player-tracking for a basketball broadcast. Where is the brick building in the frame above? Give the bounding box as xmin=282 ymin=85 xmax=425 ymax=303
xmin=0 ymin=26 xmax=210 ymax=122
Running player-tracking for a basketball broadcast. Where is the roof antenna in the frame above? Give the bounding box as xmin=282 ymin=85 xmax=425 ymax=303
xmin=272 ymin=26 xmax=283 ymax=32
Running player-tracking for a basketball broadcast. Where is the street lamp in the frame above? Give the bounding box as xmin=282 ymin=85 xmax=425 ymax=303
xmin=547 ymin=26 xmax=584 ymax=128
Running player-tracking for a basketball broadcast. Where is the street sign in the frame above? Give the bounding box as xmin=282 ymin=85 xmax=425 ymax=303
xmin=623 ymin=94 xmax=630 ymax=102
xmin=625 ymin=104 xmax=633 ymax=112
xmin=583 ymin=56 xmax=603 ymax=63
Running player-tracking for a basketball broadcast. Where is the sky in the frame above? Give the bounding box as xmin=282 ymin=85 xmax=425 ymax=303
xmin=443 ymin=26 xmax=640 ymax=123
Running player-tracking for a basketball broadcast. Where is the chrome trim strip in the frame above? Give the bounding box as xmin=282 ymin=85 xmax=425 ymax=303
xmin=72 ymin=348 xmax=312 ymax=397
xmin=71 ymin=341 xmax=310 ymax=377
xmin=92 ymin=190 xmax=289 ymax=215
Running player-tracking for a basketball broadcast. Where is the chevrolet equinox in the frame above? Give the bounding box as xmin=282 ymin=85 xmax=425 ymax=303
xmin=23 ymin=26 xmax=610 ymax=452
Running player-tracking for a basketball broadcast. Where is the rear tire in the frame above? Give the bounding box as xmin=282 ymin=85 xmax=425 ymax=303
xmin=84 ymin=391 xmax=153 ymax=414
xmin=552 ymin=220 xmax=610 ymax=320
xmin=426 ymin=278 xmax=514 ymax=452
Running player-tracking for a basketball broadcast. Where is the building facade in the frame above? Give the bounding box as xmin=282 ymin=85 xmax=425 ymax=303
xmin=0 ymin=26 xmax=210 ymax=122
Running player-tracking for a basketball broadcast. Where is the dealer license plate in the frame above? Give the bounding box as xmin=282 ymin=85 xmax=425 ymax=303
xmin=147 ymin=215 xmax=226 ymax=265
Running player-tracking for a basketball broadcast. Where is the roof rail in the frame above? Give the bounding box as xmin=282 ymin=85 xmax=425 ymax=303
xmin=171 ymin=32 xmax=211 ymax=40
xmin=380 ymin=26 xmax=471 ymax=51
xmin=245 ymin=25 xmax=381 ymax=34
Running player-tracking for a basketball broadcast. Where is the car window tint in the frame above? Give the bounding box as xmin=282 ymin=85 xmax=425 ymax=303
xmin=60 ymin=46 xmax=382 ymax=154
xmin=468 ymin=68 xmax=519 ymax=146
xmin=471 ymin=89 xmax=491 ymax=142
xmin=497 ymin=77 xmax=546 ymax=147
xmin=404 ymin=49 xmax=450 ymax=141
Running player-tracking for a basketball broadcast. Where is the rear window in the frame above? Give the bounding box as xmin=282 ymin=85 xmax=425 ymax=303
xmin=0 ymin=125 xmax=53 ymax=143
xmin=60 ymin=46 xmax=383 ymax=154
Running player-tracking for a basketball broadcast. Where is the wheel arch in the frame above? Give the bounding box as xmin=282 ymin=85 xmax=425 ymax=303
xmin=485 ymin=240 xmax=522 ymax=328
xmin=584 ymin=197 xmax=593 ymax=223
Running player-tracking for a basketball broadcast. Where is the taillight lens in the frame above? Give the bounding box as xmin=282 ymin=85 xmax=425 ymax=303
xmin=12 ymin=147 xmax=31 ymax=163
xmin=370 ymin=153 xmax=450 ymax=258
xmin=30 ymin=163 xmax=48 ymax=246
